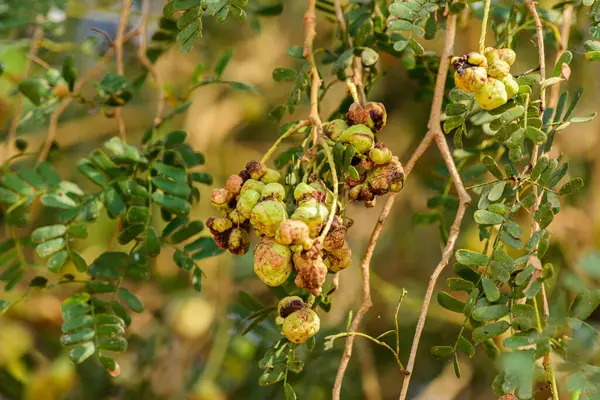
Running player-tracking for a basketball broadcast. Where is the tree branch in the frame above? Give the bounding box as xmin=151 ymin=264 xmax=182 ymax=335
xmin=332 ymin=13 xmax=471 ymax=400
xmin=4 ymin=16 xmax=44 ymax=163
xmin=137 ymin=0 xmax=166 ymax=127
xmin=114 ymin=0 xmax=132 ymax=141
xmin=547 ymin=4 xmax=573 ymax=111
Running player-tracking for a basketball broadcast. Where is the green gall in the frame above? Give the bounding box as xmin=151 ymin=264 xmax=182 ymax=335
xmin=261 ymin=182 xmax=286 ymax=201
xmin=245 ymin=160 xmax=268 ymax=180
xmin=260 ymin=168 xmax=281 ymax=184
xmin=240 ymin=179 xmax=265 ymax=195
xmin=293 ymin=182 xmax=315 ymax=202
xmin=339 ymin=124 xmax=374 ymax=154
xmin=501 ymin=74 xmax=519 ymax=99
xmin=277 ymin=296 xmax=305 ymax=319
xmin=485 ymin=47 xmax=516 ymax=66
xmin=291 ymin=200 xmax=329 ymax=237
xmin=475 ymin=78 xmax=508 ymax=110
xmin=369 ymin=143 xmax=393 ymax=165
xmin=282 ymin=308 xmax=320 ymax=344
xmin=228 ymin=228 xmax=250 ymax=255
xmin=487 ymin=59 xmax=510 ymax=79
xmin=207 ymin=216 xmax=232 ymax=233
xmin=467 ymin=52 xmax=487 ymax=67
xmin=364 ymin=102 xmax=387 ymax=132
xmin=250 ymin=199 xmax=288 ymax=237
xmin=236 ymin=189 xmax=261 ymax=219
xmin=254 ymin=237 xmax=292 ymax=287
xmin=45 ymin=68 xmax=63 ymax=86
xmin=228 ymin=209 xmax=246 ymax=225
xmin=324 ymin=119 xmax=349 ymax=141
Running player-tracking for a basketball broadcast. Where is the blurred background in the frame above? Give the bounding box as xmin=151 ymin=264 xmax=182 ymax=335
xmin=1 ymin=0 xmax=600 ymax=399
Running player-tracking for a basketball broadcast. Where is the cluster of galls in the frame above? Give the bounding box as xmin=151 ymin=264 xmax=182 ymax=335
xmin=207 ymin=162 xmax=352 ymax=299
xmin=324 ymin=101 xmax=405 ymax=207
xmin=276 ymin=296 xmax=320 ymax=344
xmin=452 ymin=48 xmax=518 ymax=111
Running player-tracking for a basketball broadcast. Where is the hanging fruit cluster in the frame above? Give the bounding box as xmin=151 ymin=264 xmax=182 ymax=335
xmin=452 ymin=48 xmax=518 ymax=110
xmin=206 ymin=101 xmax=404 ymax=344
xmin=325 ymin=101 xmax=405 ymax=207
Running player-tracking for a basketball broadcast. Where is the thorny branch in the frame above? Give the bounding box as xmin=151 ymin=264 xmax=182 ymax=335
xmin=523 ymin=1 xmax=559 ymax=399
xmin=332 ymin=12 xmax=472 ymax=400
xmin=37 ymin=19 xmax=140 ymax=164
xmin=4 ymin=15 xmax=44 ymax=163
xmin=114 ymin=0 xmax=132 ymax=141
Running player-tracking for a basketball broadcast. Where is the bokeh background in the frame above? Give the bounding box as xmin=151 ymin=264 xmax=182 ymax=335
xmin=1 ymin=0 xmax=600 ymax=399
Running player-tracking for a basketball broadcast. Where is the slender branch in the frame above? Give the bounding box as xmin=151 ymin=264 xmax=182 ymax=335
xmin=138 ymin=0 xmax=166 ymax=127
xmin=547 ymin=4 xmax=573 ymax=111
xmin=327 ymin=331 xmax=405 ymax=373
xmin=331 ymin=14 xmax=466 ymax=400
xmin=333 ymin=0 xmax=366 ymax=104
xmin=317 ymin=138 xmax=339 ymax=242
xmin=479 ymin=0 xmax=491 ymax=54
xmin=523 ymin=2 xmax=559 ymax=399
xmin=114 ymin=0 xmax=132 ymax=141
xmin=37 ymin=28 xmax=140 ymax=164
xmin=303 ymin=0 xmax=322 ymax=148
xmin=399 ymin=14 xmax=472 ymax=400
xmin=4 ymin=16 xmax=44 ymax=163
xmin=260 ymin=120 xmax=310 ymax=164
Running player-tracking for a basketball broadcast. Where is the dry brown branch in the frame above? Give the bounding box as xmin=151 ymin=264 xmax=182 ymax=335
xmin=333 ymin=0 xmax=366 ymax=104
xmin=523 ymin=1 xmax=559 ymax=398
xmin=114 ymin=0 xmax=132 ymax=141
xmin=547 ymin=5 xmax=573 ymax=111
xmin=4 ymin=15 xmax=44 ymax=163
xmin=138 ymin=0 xmax=165 ymax=127
xmin=332 ymin=13 xmax=471 ymax=400
xmin=37 ymin=28 xmax=140 ymax=164
xmin=399 ymin=14 xmax=473 ymax=400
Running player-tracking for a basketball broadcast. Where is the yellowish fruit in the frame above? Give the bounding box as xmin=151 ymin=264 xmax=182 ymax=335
xmin=475 ymin=78 xmax=508 ymax=110
xmin=282 ymin=308 xmax=320 ymax=344
xmin=254 ymin=237 xmax=292 ymax=286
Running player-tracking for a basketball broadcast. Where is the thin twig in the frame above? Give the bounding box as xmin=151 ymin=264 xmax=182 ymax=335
xmin=523 ymin=1 xmax=559 ymax=399
xmin=303 ymin=0 xmax=322 ymax=148
xmin=260 ymin=120 xmax=310 ymax=164
xmin=479 ymin=0 xmax=491 ymax=54
xmin=114 ymin=0 xmax=132 ymax=141
xmin=37 ymin=28 xmax=140 ymax=164
xmin=547 ymin=4 xmax=573 ymax=112
xmin=399 ymin=14 xmax=471 ymax=400
xmin=91 ymin=27 xmax=114 ymax=46
xmin=333 ymin=0 xmax=366 ymax=104
xmin=4 ymin=15 xmax=44 ymax=162
xmin=27 ymin=54 xmax=52 ymax=70
xmin=138 ymin=0 xmax=166 ymax=127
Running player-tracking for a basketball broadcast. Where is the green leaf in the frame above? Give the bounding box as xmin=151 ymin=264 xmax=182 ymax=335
xmin=104 ymin=187 xmax=126 ymax=218
xmin=77 ymin=159 xmax=108 ymax=187
xmin=0 ymin=188 xmax=20 ymax=204
xmin=18 ymin=78 xmax=47 ymax=105
xmin=552 ymin=51 xmax=572 ymax=77
xmin=152 ymin=191 xmax=191 ymax=214
xmin=474 ymin=210 xmax=503 ymax=225
xmin=499 ymin=232 xmax=523 ymax=249
xmin=69 ymin=251 xmax=88 ymax=273
xmin=152 ymin=177 xmax=191 ymax=198
xmin=457 ymin=335 xmax=475 ymax=357
xmin=472 ymin=321 xmax=510 ymax=343
xmin=62 ymin=315 xmax=94 ymax=333
xmin=86 ymin=281 xmax=116 ymax=294
xmin=272 ymin=68 xmax=298 ymax=82
xmin=525 ymin=126 xmax=547 ymax=144
xmin=215 ymin=49 xmax=233 ymax=78
xmin=559 ymin=177 xmax=584 ymax=195
xmin=171 ymin=221 xmax=204 ymax=244
xmin=535 ymin=209 xmax=554 ymax=229
xmin=32 ymin=224 xmax=66 ymax=243
xmin=118 ymin=288 xmax=144 ymax=313
xmin=530 ymin=157 xmax=549 ymax=181
xmin=61 ymin=327 xmax=95 ymax=346
xmin=174 ymin=249 xmax=194 ymax=270
xmin=446 ymin=277 xmax=474 ymax=292
xmin=48 ymin=250 xmax=68 ymax=273
xmin=449 ymin=88 xmax=473 ymax=101
xmin=488 ymin=181 xmax=506 ymax=202
xmin=105 ymin=137 xmax=147 ymax=164
xmin=152 ymin=162 xmax=187 ymax=182
xmin=177 ymin=19 xmax=201 ymax=54
xmin=36 ymin=238 xmax=65 ymax=258
xmin=18 ymin=168 xmax=45 ymax=190
xmin=117 ymin=224 xmax=145 ymax=245
xmin=361 ymin=48 xmax=379 ymax=66
xmin=62 ymin=54 xmax=77 ymax=91
xmin=443 ymin=116 xmax=463 ymax=133
xmin=192 ymin=267 xmax=203 ymax=292
xmin=68 ymin=223 xmax=88 ymax=239
xmin=69 ymin=342 xmax=96 ymax=364
xmin=455 ymin=249 xmax=489 ymax=266
xmin=332 ymin=49 xmax=354 ymax=74
xmin=2 ymin=173 xmax=34 ymax=195
xmin=482 ymin=276 xmax=500 ymax=302
xmin=284 ymin=383 xmax=297 ymax=400
xmin=98 ymin=337 xmax=128 ymax=352
xmin=146 ymin=227 xmax=161 ymax=257
xmin=437 ymin=291 xmax=465 ymax=313
xmin=389 ymin=3 xmax=416 ymax=19
xmin=430 ymin=345 xmax=454 ymax=359
xmin=472 ymin=304 xmax=509 ymax=322
xmin=481 ymin=156 xmax=504 ymax=180
xmin=503 ymin=332 xmax=539 ymax=349
xmin=446 ymin=103 xmax=467 ymax=116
